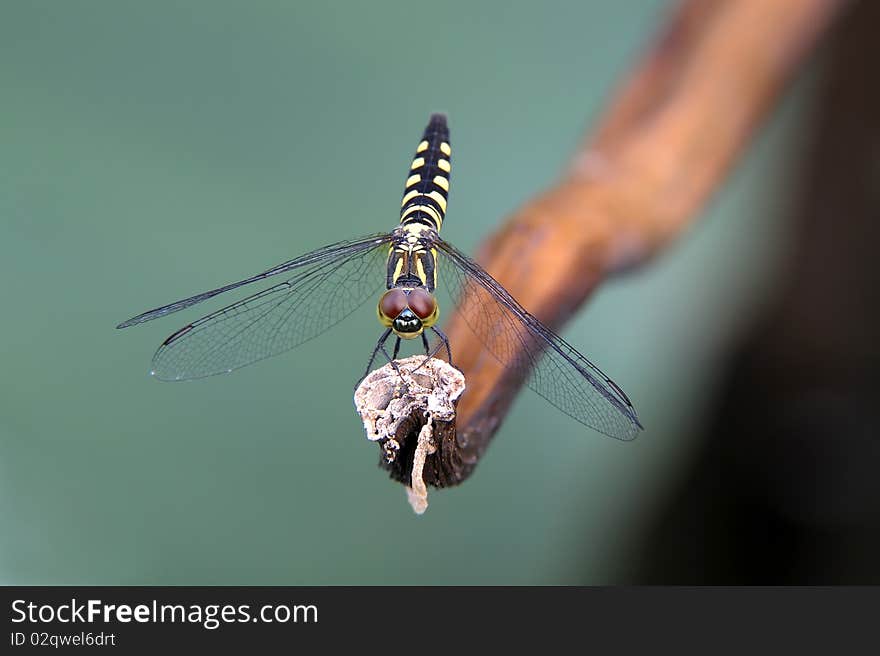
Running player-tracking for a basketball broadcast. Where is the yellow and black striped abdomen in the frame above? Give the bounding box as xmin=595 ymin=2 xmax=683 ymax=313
xmin=400 ymin=113 xmax=451 ymax=230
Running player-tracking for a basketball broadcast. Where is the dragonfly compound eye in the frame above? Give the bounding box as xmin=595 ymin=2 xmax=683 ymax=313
xmin=406 ymin=288 xmax=438 ymax=324
xmin=378 ymin=289 xmax=408 ymax=326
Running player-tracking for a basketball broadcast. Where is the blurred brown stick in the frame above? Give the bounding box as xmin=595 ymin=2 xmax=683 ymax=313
xmin=444 ymin=0 xmax=850 ymax=462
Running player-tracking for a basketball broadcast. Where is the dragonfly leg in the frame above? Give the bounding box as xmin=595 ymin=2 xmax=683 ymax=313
xmin=379 ymin=337 xmax=402 ymax=376
xmin=412 ymin=326 xmax=453 ymax=374
xmin=431 ymin=327 xmax=453 ymax=364
xmin=359 ymin=328 xmax=398 ymax=385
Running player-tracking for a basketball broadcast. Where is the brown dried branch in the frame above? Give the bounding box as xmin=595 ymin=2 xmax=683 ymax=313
xmin=352 ymin=0 xmax=849 ymax=510
xmin=443 ymin=0 xmax=850 ymax=462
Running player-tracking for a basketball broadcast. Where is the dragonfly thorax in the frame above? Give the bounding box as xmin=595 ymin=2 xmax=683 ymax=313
xmin=377 ymin=287 xmax=439 ymax=338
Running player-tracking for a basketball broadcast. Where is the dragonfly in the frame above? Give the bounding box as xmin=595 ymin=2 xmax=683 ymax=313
xmin=117 ymin=114 xmax=643 ymax=441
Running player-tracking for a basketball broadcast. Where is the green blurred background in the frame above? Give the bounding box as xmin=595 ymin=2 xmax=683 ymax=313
xmin=1 ymin=1 xmax=814 ymax=584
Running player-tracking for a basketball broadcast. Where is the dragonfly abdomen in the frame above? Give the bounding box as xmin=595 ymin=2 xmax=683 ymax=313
xmin=400 ymin=113 xmax=451 ymax=231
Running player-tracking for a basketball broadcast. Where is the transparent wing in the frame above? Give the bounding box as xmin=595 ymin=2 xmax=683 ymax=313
xmin=122 ymin=234 xmax=393 ymax=381
xmin=434 ymin=239 xmax=642 ymax=441
xmin=117 ymin=234 xmax=391 ymax=328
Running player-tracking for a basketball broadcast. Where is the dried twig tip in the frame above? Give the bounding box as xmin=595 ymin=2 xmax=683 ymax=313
xmin=353 ymin=355 xmax=467 ymax=514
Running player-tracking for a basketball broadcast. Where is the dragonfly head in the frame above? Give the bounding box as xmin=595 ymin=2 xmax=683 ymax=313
xmin=378 ymin=287 xmax=439 ymax=339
